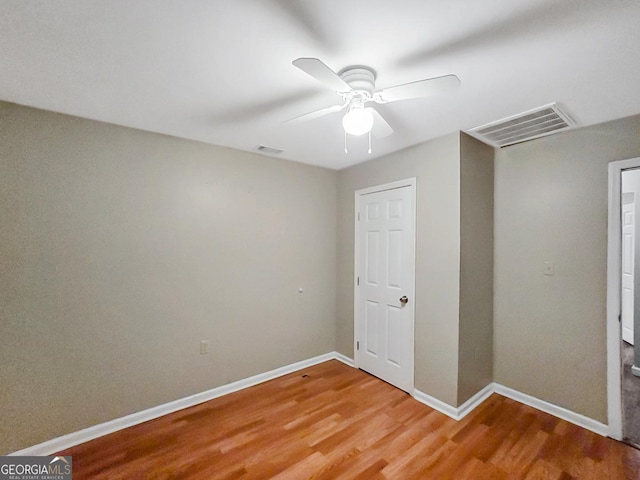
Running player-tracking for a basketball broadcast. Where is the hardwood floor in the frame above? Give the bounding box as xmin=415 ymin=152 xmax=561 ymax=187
xmin=57 ymin=360 xmax=640 ymax=479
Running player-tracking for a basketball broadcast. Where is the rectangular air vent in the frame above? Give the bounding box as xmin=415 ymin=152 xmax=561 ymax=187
xmin=467 ymin=103 xmax=575 ymax=148
xmin=254 ymin=144 xmax=284 ymax=155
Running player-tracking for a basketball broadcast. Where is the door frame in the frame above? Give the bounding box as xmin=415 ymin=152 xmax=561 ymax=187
xmin=607 ymin=157 xmax=640 ymax=440
xmin=354 ymin=177 xmax=417 ymax=391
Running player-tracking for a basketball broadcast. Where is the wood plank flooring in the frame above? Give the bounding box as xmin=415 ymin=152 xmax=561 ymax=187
xmin=57 ymin=360 xmax=640 ymax=479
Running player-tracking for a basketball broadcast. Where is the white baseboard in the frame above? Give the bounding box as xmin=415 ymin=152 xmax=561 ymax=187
xmin=493 ymin=383 xmax=610 ymax=437
xmin=332 ymin=351 xmax=355 ymax=368
xmin=414 ymin=382 xmax=609 ymax=437
xmin=413 ymin=383 xmax=494 ymax=421
xmin=11 ymin=354 xmax=611 ymax=456
xmin=457 ymin=383 xmax=495 ymax=419
xmin=10 ymin=351 xmax=349 ymax=456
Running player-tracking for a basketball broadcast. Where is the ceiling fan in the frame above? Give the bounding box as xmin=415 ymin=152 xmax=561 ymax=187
xmin=283 ymin=57 xmax=461 ymax=150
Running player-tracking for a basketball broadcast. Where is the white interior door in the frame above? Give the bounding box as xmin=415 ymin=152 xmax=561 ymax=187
xmin=355 ymin=179 xmax=415 ymax=393
xmin=622 ymin=192 xmax=635 ymax=345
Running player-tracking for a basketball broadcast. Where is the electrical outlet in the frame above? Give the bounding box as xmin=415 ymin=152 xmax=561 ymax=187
xmin=544 ymin=261 xmax=555 ymax=276
xmin=200 ymin=340 xmax=209 ymax=354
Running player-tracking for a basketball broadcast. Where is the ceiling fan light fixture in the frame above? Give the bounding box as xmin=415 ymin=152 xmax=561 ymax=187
xmin=286 ymin=57 xmax=458 ymax=143
xmin=342 ymin=106 xmax=374 ymax=136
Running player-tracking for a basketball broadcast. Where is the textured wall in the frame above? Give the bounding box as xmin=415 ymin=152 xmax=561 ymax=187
xmin=494 ymin=114 xmax=640 ymax=423
xmin=458 ymin=133 xmax=494 ymax=405
xmin=0 ymin=102 xmax=337 ymax=453
xmin=336 ymin=133 xmax=462 ymax=405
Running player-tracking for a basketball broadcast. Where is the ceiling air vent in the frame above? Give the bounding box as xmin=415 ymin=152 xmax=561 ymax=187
xmin=467 ymin=103 xmax=575 ymax=148
xmin=254 ymin=144 xmax=284 ymax=156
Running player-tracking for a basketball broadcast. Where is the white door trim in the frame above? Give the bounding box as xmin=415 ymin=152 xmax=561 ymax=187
xmin=354 ymin=177 xmax=416 ymax=392
xmin=607 ymin=157 xmax=640 ymax=440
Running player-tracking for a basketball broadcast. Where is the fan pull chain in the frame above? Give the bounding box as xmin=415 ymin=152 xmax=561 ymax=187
xmin=343 ymin=130 xmax=374 ymax=154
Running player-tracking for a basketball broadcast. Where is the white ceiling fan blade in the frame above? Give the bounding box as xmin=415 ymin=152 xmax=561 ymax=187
xmin=374 ymin=74 xmax=461 ymax=103
xmin=292 ymin=58 xmax=352 ymax=93
xmin=369 ymin=108 xmax=394 ymax=138
xmin=282 ymin=103 xmax=345 ymax=124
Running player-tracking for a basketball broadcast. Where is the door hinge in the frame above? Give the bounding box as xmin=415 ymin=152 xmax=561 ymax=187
xmin=357 ymin=276 xmax=360 ymax=286
xmin=357 ymin=341 xmax=360 ymax=351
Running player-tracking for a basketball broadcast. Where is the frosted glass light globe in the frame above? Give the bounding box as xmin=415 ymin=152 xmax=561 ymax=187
xmin=342 ymin=107 xmax=374 ymax=136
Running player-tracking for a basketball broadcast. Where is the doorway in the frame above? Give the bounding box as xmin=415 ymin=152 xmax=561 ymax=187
xmin=607 ymin=158 xmax=640 ymax=447
xmin=354 ymin=178 xmax=416 ymax=393
xmin=621 ymin=190 xmax=635 ymax=345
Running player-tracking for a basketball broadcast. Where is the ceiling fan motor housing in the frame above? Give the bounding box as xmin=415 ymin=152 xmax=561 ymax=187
xmin=340 ymin=67 xmax=376 ymax=96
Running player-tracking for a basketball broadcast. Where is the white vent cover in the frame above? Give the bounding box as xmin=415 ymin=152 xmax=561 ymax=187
xmin=254 ymin=144 xmax=284 ymax=155
xmin=467 ymin=103 xmax=575 ymax=148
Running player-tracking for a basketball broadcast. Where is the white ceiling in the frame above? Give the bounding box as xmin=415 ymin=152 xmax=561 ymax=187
xmin=2 ymin=0 xmax=640 ymax=170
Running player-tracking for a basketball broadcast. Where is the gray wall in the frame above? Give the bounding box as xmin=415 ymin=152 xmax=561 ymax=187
xmin=458 ymin=134 xmax=494 ymax=404
xmin=336 ymin=133 xmax=462 ymax=406
xmin=494 ymin=114 xmax=640 ymax=423
xmin=0 ymin=102 xmax=337 ymax=454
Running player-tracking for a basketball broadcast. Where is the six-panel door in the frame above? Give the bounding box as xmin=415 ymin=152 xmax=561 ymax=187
xmin=356 ymin=183 xmax=415 ymax=393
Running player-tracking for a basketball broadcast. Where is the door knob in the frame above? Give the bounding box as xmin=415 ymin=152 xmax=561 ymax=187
xmin=399 ymin=296 xmax=408 ymax=305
